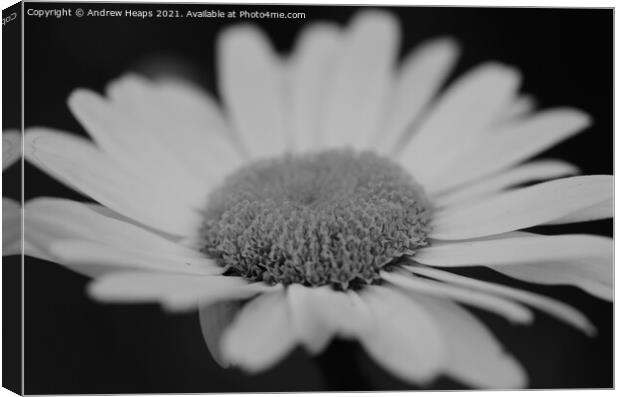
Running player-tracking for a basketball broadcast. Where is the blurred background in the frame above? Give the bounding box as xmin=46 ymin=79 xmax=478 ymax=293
xmin=12 ymin=2 xmax=613 ymax=393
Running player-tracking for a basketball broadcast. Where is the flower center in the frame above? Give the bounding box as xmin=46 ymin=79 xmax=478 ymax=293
xmin=200 ymin=149 xmax=432 ymax=290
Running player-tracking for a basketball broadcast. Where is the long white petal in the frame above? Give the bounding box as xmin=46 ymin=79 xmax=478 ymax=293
xmin=106 ymin=75 xmax=244 ymax=182
xmin=426 ymin=108 xmax=591 ymax=194
xmin=3 ymin=130 xmax=21 ymax=171
xmin=398 ymin=63 xmax=520 ymax=185
xmin=417 ymin=233 xmax=611 ymax=269
xmin=48 ymin=240 xmax=220 ymax=277
xmin=286 ymin=284 xmax=371 ymax=354
xmin=107 ymin=75 xmax=229 ymax=139
xmin=321 ymin=11 xmax=399 ymax=151
xmin=431 ymin=175 xmax=613 ymax=239
xmin=218 ymin=25 xmax=288 ymax=159
xmin=415 ymin=232 xmax=612 ymax=301
xmin=411 ymin=293 xmax=527 ymax=389
xmin=221 ymin=290 xmax=297 ymax=372
xmin=289 ymin=23 xmax=342 ymax=153
xmin=381 ymin=270 xmax=533 ymax=324
xmin=435 ymin=160 xmax=579 ymax=208
xmin=25 ymin=198 xmax=203 ymax=258
xmin=490 ymin=263 xmax=613 ymax=301
xmin=546 ymin=197 xmax=613 ymax=225
xmin=68 ymin=89 xmax=209 ymax=205
xmin=3 ymin=198 xmax=21 ymax=256
xmin=198 ymin=300 xmax=243 ymax=368
xmin=24 ymin=129 xmax=202 ymax=236
xmin=374 ymin=38 xmax=460 ymax=155
xmin=406 ymin=265 xmax=596 ymax=335
xmin=357 ymin=285 xmax=445 ymax=384
xmin=87 ymin=272 xmax=275 ymax=312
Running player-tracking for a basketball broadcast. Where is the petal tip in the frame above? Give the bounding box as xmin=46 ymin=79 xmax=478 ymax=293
xmin=349 ymin=9 xmax=400 ymax=41
xmin=424 ymin=36 xmax=461 ymax=54
xmin=67 ymin=88 xmax=101 ymax=114
xmin=352 ymin=8 xmax=398 ymax=26
xmin=218 ymin=23 xmax=267 ymax=50
xmin=572 ymin=109 xmax=593 ymax=130
xmin=104 ymin=72 xmax=151 ymax=98
xmin=547 ymin=107 xmax=592 ymax=132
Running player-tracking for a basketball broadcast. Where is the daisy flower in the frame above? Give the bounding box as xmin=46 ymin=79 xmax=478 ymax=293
xmin=3 ymin=130 xmax=21 ymax=256
xmin=23 ymin=11 xmax=612 ymax=389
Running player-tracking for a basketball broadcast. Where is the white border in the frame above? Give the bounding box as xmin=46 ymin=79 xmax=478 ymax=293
xmin=0 ymin=1 xmax=616 ymax=397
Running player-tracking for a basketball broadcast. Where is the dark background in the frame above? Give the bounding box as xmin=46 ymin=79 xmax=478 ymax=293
xmin=15 ymin=3 xmax=613 ymax=393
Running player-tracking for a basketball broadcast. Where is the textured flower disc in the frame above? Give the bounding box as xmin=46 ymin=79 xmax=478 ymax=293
xmin=201 ymin=149 xmax=432 ymax=290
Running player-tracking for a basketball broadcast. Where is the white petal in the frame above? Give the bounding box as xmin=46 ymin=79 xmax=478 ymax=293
xmin=357 ymin=285 xmax=445 ymax=384
xmin=287 ymin=284 xmax=335 ymax=354
xmin=221 ymin=290 xmax=297 ymax=372
xmin=431 ymin=175 xmax=613 ymax=239
xmin=426 ymin=108 xmax=591 ymax=194
xmin=23 ymin=240 xmax=48 ymax=262
xmin=88 ymin=272 xmax=275 ymax=312
xmin=286 ymin=284 xmax=371 ymax=354
xmin=3 ymin=130 xmax=21 ymax=171
xmin=417 ymin=233 xmax=612 ymax=269
xmin=374 ymin=38 xmax=460 ymax=156
xmin=218 ymin=25 xmax=288 ymax=159
xmin=68 ymin=89 xmax=209 ymax=205
xmin=398 ymin=63 xmax=521 ymax=185
xmin=289 ymin=23 xmax=342 ymax=153
xmin=490 ymin=263 xmax=612 ymax=301
xmin=501 ymin=95 xmax=536 ymax=120
xmin=381 ymin=270 xmax=532 ymax=324
xmin=107 ymin=74 xmax=229 ymax=136
xmin=25 ymin=198 xmax=215 ymax=277
xmin=83 ymin=202 xmax=186 ymax=241
xmin=198 ymin=300 xmax=244 ymax=368
xmin=434 ymin=160 xmax=579 ymax=208
xmin=106 ymin=75 xmax=244 ymax=182
xmin=412 ymin=293 xmax=527 ymax=389
xmin=546 ymin=197 xmax=613 ymax=224
xmin=416 ymin=232 xmax=612 ymax=301
xmin=321 ymin=11 xmax=399 ymax=151
xmin=49 ymin=240 xmax=220 ymax=277
xmin=406 ymin=265 xmax=595 ymax=335
xmin=24 ymin=128 xmax=202 ymax=236
xmin=25 ymin=198 xmax=203 ymax=258
xmin=3 ymin=198 xmax=21 ymax=256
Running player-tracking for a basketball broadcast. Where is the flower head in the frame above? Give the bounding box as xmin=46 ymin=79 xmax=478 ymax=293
xmin=201 ymin=149 xmax=432 ymax=289
xmin=24 ymin=10 xmax=612 ymax=389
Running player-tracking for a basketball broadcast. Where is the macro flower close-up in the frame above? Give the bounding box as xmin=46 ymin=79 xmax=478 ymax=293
xmin=21 ymin=6 xmax=612 ymax=392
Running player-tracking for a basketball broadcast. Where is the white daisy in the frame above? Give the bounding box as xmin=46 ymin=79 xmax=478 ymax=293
xmin=23 ymin=11 xmax=612 ymax=389
xmin=3 ymin=130 xmax=21 ymax=256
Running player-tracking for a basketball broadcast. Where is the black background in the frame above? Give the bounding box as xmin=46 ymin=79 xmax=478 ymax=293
xmin=11 ymin=2 xmax=613 ymax=393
